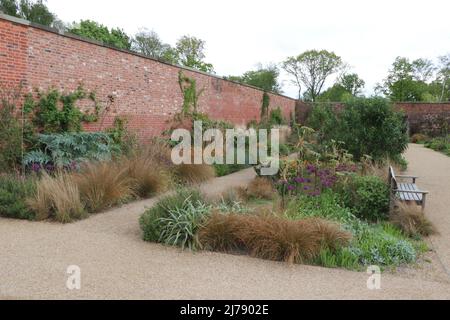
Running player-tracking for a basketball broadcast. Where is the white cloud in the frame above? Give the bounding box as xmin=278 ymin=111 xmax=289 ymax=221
xmin=47 ymin=0 xmax=450 ymax=98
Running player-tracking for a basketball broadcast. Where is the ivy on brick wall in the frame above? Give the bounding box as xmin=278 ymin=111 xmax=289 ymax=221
xmin=178 ymin=71 xmax=204 ymax=116
xmin=21 ymin=85 xmax=102 ymax=151
xmin=23 ymin=85 xmax=101 ymax=134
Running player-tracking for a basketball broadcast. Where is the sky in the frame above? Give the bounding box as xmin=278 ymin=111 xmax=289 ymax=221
xmin=46 ymin=0 xmax=450 ymax=99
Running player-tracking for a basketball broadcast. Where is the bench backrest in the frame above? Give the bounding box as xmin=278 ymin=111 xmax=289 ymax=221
xmin=389 ymin=166 xmax=398 ymax=190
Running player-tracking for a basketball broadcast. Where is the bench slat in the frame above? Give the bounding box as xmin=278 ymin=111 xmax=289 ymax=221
xmin=397 ymin=183 xmax=423 ymax=202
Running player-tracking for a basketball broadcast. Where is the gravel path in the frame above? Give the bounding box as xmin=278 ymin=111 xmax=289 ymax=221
xmin=1 ymin=145 xmax=450 ymax=299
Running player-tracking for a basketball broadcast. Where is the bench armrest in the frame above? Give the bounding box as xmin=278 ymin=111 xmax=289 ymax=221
xmin=395 ymin=175 xmax=418 ymax=183
xmin=394 ymin=189 xmax=429 ymax=194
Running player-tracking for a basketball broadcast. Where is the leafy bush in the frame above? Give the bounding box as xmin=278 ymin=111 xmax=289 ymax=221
xmin=308 ymin=98 xmax=409 ymax=161
xmin=425 ymin=135 xmax=450 ymax=156
xmin=74 ymin=161 xmax=134 ymax=212
xmin=338 ymin=175 xmax=390 ymax=221
xmin=23 ymin=132 xmax=115 ymax=170
xmin=269 ymin=107 xmax=285 ymax=126
xmin=287 ymin=191 xmax=419 ymax=269
xmin=23 ymin=86 xmax=100 ymax=134
xmin=410 ymin=133 xmax=429 ymax=144
xmin=106 ymin=117 xmax=138 ymax=156
xmin=140 ymin=189 xmax=206 ymax=242
xmin=0 ymin=175 xmax=36 ymax=220
xmin=0 ymin=95 xmax=22 ymax=172
xmin=27 ymin=172 xmax=86 ymax=223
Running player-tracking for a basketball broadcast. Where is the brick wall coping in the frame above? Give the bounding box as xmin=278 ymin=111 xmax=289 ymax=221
xmin=0 ymin=12 xmax=297 ymax=102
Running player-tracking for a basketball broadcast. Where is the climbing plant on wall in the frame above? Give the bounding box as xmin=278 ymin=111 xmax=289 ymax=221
xmin=178 ymin=71 xmax=204 ymax=116
xmin=261 ymin=91 xmax=270 ymax=120
xmin=21 ymin=85 xmax=102 ymax=151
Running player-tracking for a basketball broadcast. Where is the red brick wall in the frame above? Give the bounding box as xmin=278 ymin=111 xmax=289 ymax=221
xmin=0 ymin=15 xmax=296 ymax=139
xmin=395 ymin=103 xmax=450 ymax=136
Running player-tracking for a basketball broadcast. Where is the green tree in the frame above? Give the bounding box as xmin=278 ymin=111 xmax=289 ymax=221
xmin=282 ymin=50 xmax=343 ymax=101
xmin=316 ymin=84 xmax=352 ymax=102
xmin=308 ymin=97 xmax=409 ymax=161
xmin=339 ymin=73 xmax=365 ymax=96
xmin=0 ymin=0 xmax=55 ymax=26
xmin=376 ymin=56 xmax=436 ymax=102
xmin=436 ymin=54 xmax=450 ymax=101
xmin=68 ymin=20 xmax=132 ymax=50
xmin=132 ymin=28 xmax=172 ymax=60
xmin=174 ymin=35 xmax=214 ymax=73
xmin=226 ymin=64 xmax=282 ymax=93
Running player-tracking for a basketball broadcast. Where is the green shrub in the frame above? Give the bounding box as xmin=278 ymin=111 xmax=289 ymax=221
xmin=157 ymin=199 xmax=211 ymax=250
xmin=0 ymin=94 xmax=22 ymax=172
xmin=269 ymin=107 xmax=285 ymax=126
xmin=286 ymin=191 xmax=418 ymax=270
xmin=23 ymin=132 xmax=116 ymax=169
xmin=0 ymin=175 xmax=36 ymax=220
xmin=425 ymin=136 xmax=450 ymax=156
xmin=410 ymin=133 xmax=429 ymax=144
xmin=308 ymin=97 xmax=409 ymax=161
xmin=140 ymin=189 xmax=206 ymax=242
xmin=339 ymin=175 xmax=390 ymax=221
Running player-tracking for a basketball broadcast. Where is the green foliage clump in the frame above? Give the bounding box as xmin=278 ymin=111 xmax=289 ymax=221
xmin=68 ymin=20 xmax=132 ymax=50
xmin=0 ymin=0 xmax=55 ymax=26
xmin=287 ymin=191 xmax=418 ymax=270
xmin=269 ymin=107 xmax=285 ymax=126
xmin=157 ymin=199 xmax=211 ymax=250
xmin=23 ymin=132 xmax=115 ymax=169
xmin=338 ymin=175 xmax=390 ymax=222
xmin=106 ymin=117 xmax=138 ymax=156
xmin=425 ymin=135 xmax=450 ymax=156
xmin=308 ymin=97 xmax=409 ymax=161
xmin=24 ymin=86 xmax=100 ymax=135
xmin=0 ymin=93 xmax=22 ymax=172
xmin=226 ymin=64 xmax=282 ymax=94
xmin=0 ymin=175 xmax=36 ymax=220
xmin=139 ymin=189 xmax=206 ymax=243
xmin=178 ymin=71 xmax=204 ymax=115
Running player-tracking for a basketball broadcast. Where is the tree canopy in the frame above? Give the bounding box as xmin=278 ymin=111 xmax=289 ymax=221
xmin=226 ymin=64 xmax=282 ymax=93
xmin=376 ymin=56 xmax=449 ymax=102
xmin=0 ymin=0 xmax=55 ymax=26
xmin=282 ymin=50 xmax=343 ymax=101
xmin=68 ymin=20 xmax=132 ymax=50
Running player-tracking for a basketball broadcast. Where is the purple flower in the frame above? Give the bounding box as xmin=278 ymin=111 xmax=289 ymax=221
xmin=31 ymin=163 xmax=41 ymax=173
xmin=287 ymin=185 xmax=296 ymax=191
xmin=295 ymin=177 xmax=305 ymax=184
xmin=304 ymin=186 xmax=310 ymax=191
xmin=306 ymin=164 xmax=317 ymax=174
xmin=45 ymin=164 xmax=55 ymax=172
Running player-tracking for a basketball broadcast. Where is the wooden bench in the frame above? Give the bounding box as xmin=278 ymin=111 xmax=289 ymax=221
xmin=389 ymin=166 xmax=429 ymax=210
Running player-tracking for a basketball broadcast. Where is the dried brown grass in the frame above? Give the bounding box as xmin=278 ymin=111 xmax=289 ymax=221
xmin=122 ymin=155 xmax=171 ymax=198
xmin=74 ymin=161 xmax=134 ymax=213
xmin=199 ymin=213 xmax=351 ymax=264
xmin=390 ymin=201 xmax=437 ymax=237
xmin=27 ymin=172 xmax=86 ymax=223
xmin=176 ymin=163 xmax=216 ymax=184
xmin=244 ymin=177 xmax=275 ymax=200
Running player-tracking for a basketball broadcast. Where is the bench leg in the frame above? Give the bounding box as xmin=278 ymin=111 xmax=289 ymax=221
xmin=421 ymin=194 xmax=427 ymax=211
